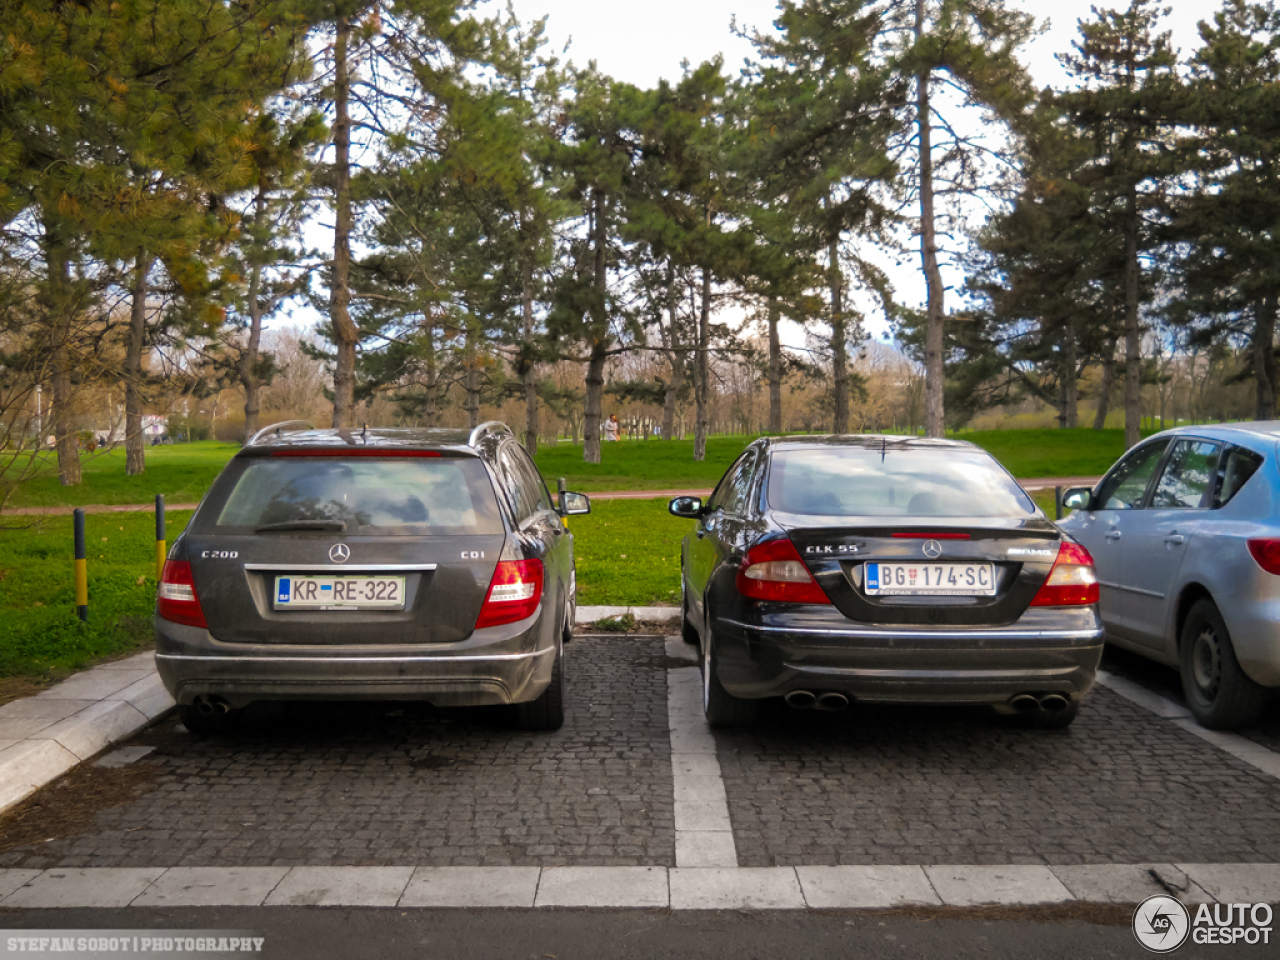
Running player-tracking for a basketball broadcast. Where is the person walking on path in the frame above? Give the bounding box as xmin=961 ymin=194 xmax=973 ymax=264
xmin=604 ymin=413 xmax=620 ymax=442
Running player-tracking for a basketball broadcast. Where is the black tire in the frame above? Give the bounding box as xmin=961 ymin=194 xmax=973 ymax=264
xmin=701 ymin=629 xmax=758 ymax=727
xmin=178 ymin=702 xmax=238 ymax=737
xmin=1180 ymin=598 xmax=1267 ymax=729
xmin=1020 ymin=698 xmax=1080 ymax=730
xmin=681 ymin=589 xmax=700 ymax=646
xmin=516 ymin=640 xmax=565 ymax=731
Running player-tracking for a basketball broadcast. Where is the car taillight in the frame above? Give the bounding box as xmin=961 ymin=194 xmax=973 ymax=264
xmin=1029 ymin=542 xmax=1099 ymax=606
xmin=1247 ymin=539 xmax=1280 ymax=575
xmin=736 ymin=539 xmax=831 ymax=604
xmin=474 ymin=559 xmax=544 ymax=629
xmin=157 ymin=560 xmax=208 ymax=628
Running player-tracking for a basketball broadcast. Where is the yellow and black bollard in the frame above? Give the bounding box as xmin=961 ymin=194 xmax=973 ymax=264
xmin=73 ymin=507 xmax=88 ymax=622
xmin=558 ymin=477 xmax=568 ymax=529
xmin=155 ymin=494 xmax=166 ymax=581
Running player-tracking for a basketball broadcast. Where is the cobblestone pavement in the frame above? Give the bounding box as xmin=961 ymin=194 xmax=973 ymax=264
xmin=0 ymin=638 xmax=675 ymax=870
xmin=1100 ymin=644 xmax=1280 ymax=755
xmin=715 ymin=685 xmax=1280 ymax=868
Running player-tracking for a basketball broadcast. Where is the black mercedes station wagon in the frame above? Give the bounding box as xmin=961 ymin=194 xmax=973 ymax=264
xmin=671 ymin=436 xmax=1104 ymax=728
xmin=155 ymin=422 xmax=589 ymax=734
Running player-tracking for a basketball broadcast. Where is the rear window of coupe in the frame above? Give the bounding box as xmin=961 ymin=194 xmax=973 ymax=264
xmin=767 ymin=448 xmax=1036 ymax=518
xmin=208 ymin=457 xmax=503 ymax=536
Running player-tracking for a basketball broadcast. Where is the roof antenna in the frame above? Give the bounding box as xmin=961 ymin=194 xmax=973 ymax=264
xmin=361 ymin=422 xmax=367 ymax=440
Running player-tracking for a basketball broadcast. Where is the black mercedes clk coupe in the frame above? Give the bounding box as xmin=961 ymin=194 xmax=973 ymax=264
xmin=671 ymin=436 xmax=1103 ymax=728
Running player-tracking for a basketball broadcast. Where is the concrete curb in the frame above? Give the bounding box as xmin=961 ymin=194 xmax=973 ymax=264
xmin=1 ymin=863 xmax=1269 ymax=910
xmin=0 ymin=652 xmax=174 ymax=814
xmin=576 ymin=605 xmax=679 ymax=624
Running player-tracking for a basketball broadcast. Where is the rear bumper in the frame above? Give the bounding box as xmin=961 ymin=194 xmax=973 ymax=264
xmin=154 ymin=610 xmax=557 ymax=709
xmin=711 ymin=609 xmax=1105 ymax=705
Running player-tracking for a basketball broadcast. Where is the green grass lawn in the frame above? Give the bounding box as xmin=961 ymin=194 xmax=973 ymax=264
xmin=571 ymin=499 xmax=691 ymax=607
xmin=0 ymin=509 xmax=192 ymax=684
xmin=6 ymin=442 xmax=240 ymax=510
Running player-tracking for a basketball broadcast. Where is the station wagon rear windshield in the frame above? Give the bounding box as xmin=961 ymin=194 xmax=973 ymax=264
xmin=767 ymin=448 xmax=1036 ymax=518
xmin=208 ymin=456 xmax=503 ymax=536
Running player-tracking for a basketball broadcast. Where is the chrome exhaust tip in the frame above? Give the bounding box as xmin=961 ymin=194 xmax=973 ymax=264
xmin=193 ymin=695 xmax=231 ymax=717
xmin=815 ymin=692 xmax=850 ymax=712
xmin=1039 ymin=694 xmax=1070 ymax=713
xmin=784 ymin=690 xmax=817 ymax=710
xmin=1009 ymin=694 xmax=1040 ymax=714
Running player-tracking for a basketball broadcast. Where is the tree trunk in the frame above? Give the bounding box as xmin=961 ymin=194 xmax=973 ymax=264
xmin=767 ymin=295 xmax=782 ymax=433
xmin=917 ymin=0 xmax=946 ymax=439
xmin=521 ymin=258 xmax=538 ymax=454
xmin=241 ymin=184 xmax=268 ymax=445
xmin=583 ymin=188 xmax=608 ymax=464
xmin=662 ymin=274 xmax=684 ymax=441
xmin=1094 ymin=341 xmax=1115 ymax=430
xmin=693 ymin=266 xmax=711 ymax=462
xmin=464 ymin=324 xmax=480 ymax=429
xmin=1123 ymin=186 xmax=1142 ymax=449
xmin=829 ymin=242 xmax=848 ymax=434
xmin=330 ymin=15 xmax=358 ymax=429
xmin=45 ymin=221 xmax=80 ymax=486
xmin=1254 ymin=293 xmax=1278 ymax=420
xmin=124 ymin=253 xmax=155 ymax=474
xmin=1064 ymin=318 xmax=1079 ymax=428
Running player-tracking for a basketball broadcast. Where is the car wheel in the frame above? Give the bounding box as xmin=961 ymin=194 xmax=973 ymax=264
xmin=1021 ymin=698 xmax=1080 ymax=730
xmin=701 ymin=628 xmax=758 ymax=727
xmin=1180 ymin=598 xmax=1267 ymax=729
xmin=516 ymin=640 xmax=565 ymax=731
xmin=178 ymin=702 xmax=238 ymax=737
xmin=681 ymin=588 xmax=699 ymax=647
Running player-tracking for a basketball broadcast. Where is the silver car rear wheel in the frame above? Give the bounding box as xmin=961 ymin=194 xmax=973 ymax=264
xmin=1180 ymin=598 xmax=1267 ymax=730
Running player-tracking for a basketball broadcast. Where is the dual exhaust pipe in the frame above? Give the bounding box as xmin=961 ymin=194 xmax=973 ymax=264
xmin=192 ymin=695 xmax=231 ymax=717
xmin=1010 ymin=692 xmax=1070 ymax=714
xmin=784 ymin=690 xmax=850 ymax=712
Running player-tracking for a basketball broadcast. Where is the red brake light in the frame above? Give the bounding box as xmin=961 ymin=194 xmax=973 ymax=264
xmin=736 ymin=539 xmax=831 ymax=604
xmin=474 ymin=559 xmax=544 ymax=629
xmin=1247 ymin=539 xmax=1280 ymax=575
xmin=157 ymin=560 xmax=208 ymax=628
xmin=271 ymin=449 xmax=442 ymax=458
xmin=1029 ymin=542 xmax=1099 ymax=607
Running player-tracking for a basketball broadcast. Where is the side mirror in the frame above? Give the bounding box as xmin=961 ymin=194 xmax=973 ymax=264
xmin=1061 ymin=487 xmax=1092 ymax=511
xmin=669 ymin=496 xmax=704 ymax=519
xmin=559 ymin=491 xmax=591 ymax=516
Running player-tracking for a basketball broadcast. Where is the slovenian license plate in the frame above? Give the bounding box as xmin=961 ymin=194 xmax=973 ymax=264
xmin=865 ymin=562 xmax=996 ymax=597
xmin=273 ymin=575 xmax=406 ymax=609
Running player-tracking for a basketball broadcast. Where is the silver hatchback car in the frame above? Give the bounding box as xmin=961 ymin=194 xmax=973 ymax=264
xmin=1059 ymin=422 xmax=1280 ymax=728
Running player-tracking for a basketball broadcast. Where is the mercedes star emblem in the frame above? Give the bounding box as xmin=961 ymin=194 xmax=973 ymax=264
xmin=329 ymin=543 xmax=350 ymax=563
xmin=921 ymin=540 xmax=943 ymax=559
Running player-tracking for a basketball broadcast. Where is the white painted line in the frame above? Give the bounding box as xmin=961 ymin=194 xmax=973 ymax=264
xmin=1177 ymin=863 xmax=1280 ymax=904
xmin=796 ymin=866 xmax=941 ymax=909
xmin=534 ymin=867 xmax=668 ymax=908
xmin=1096 ymin=670 xmax=1280 ymax=782
xmin=1051 ymin=864 xmax=1211 ymax=904
xmin=924 ymin=866 xmax=1074 ymax=906
xmin=399 ymin=867 xmax=540 ymax=908
xmin=265 ymin=866 xmax=414 ymax=907
xmin=1095 ymin=671 xmax=1192 ymax=719
xmin=668 ymin=665 xmax=737 ymax=867
xmin=1 ymin=868 xmax=165 ymax=909
xmin=664 ymin=635 xmax=698 ymax=662
xmin=670 ymin=867 xmax=806 ymax=910
xmin=131 ymin=867 xmax=289 ymax=907
xmin=1170 ymin=720 xmax=1280 ymax=780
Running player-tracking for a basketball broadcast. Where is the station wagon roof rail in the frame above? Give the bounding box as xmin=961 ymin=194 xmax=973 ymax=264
xmin=468 ymin=421 xmax=515 ymax=447
xmin=247 ymin=420 xmax=315 ymax=446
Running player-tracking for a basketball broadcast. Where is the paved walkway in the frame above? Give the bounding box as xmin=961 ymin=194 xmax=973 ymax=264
xmin=0 ymin=478 xmax=1102 ymax=516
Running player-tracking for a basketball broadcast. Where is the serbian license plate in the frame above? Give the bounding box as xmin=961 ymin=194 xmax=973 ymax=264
xmin=273 ymin=575 xmax=406 ymax=609
xmin=865 ymin=562 xmax=996 ymax=597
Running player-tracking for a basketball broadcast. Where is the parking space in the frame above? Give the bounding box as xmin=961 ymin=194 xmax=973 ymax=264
xmin=1 ymin=634 xmax=1278 ymax=878
xmin=0 ymin=639 xmax=675 ymax=870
